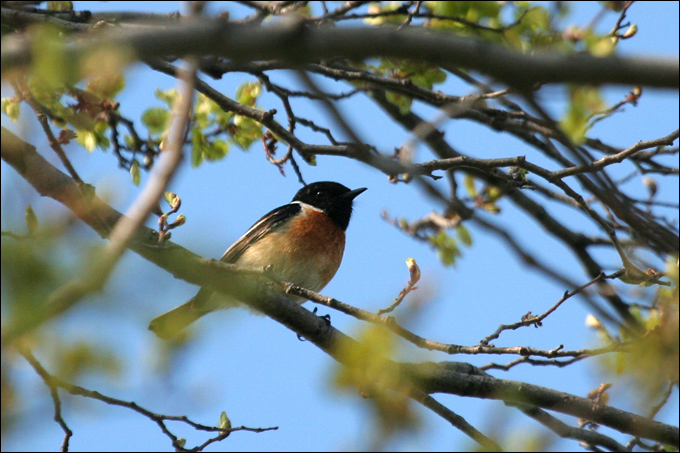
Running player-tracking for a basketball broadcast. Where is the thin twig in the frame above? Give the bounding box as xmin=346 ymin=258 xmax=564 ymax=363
xmin=478 ymin=270 xmax=625 ymax=346
xmin=16 ymin=345 xmax=277 ymax=452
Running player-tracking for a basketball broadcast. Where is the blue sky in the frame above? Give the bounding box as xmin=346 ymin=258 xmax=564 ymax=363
xmin=2 ymin=1 xmax=678 ymax=451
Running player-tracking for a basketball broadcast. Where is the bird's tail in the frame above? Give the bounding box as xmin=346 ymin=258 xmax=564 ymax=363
xmin=148 ymin=299 xmax=210 ymax=339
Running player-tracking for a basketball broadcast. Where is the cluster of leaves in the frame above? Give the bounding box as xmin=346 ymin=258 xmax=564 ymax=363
xmin=428 ymin=225 xmax=473 ymax=267
xmin=2 ymin=35 xmax=118 ymax=153
xmin=363 ymin=58 xmax=447 ymax=114
xmin=361 ymin=1 xmax=636 ymax=142
xmin=2 ymin=25 xmax=267 ymax=189
xmin=140 ymin=82 xmax=263 ymax=170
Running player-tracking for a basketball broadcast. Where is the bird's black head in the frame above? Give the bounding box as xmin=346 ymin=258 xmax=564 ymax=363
xmin=293 ymin=181 xmax=366 ymax=231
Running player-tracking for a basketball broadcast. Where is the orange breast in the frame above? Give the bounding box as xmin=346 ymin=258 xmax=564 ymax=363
xmin=237 ymin=208 xmax=346 ymax=293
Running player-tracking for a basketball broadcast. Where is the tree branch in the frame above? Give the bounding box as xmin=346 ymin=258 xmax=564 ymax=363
xmin=2 ymin=17 xmax=678 ymax=88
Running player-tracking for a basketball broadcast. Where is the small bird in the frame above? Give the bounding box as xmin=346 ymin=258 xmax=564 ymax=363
xmin=149 ymin=181 xmax=366 ymax=339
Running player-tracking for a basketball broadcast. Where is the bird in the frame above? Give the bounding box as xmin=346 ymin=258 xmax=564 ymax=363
xmin=149 ymin=181 xmax=366 ymax=339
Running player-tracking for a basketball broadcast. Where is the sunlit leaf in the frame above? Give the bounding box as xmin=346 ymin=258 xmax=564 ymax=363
xmin=142 ymin=108 xmax=171 ymax=135
xmin=456 ymin=225 xmax=472 ymax=247
xmin=1 ymin=97 xmax=20 ymax=121
xmin=130 ymin=160 xmax=140 ymax=186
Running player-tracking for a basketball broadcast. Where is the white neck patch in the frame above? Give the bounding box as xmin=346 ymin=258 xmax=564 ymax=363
xmin=292 ymin=201 xmax=324 ymax=214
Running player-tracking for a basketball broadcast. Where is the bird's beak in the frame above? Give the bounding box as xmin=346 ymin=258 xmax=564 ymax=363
xmin=344 ymin=187 xmax=367 ymax=200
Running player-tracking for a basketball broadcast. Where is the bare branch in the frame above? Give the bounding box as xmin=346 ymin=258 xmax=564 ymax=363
xmin=16 ymin=345 xmax=277 ymax=451
xmin=554 ymin=129 xmax=679 ymax=179
xmin=478 ymin=271 xmax=625 ymax=346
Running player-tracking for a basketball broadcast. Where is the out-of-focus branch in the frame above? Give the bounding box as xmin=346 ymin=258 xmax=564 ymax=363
xmin=0 ymin=55 xmax=196 ymax=347
xmin=511 ymin=403 xmax=628 ymax=451
xmin=409 ymin=388 xmax=501 ymax=451
xmin=2 ymin=18 xmax=678 ymax=88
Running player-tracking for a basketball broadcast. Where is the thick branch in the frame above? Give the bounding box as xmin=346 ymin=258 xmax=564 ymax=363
xmin=1 ymin=17 xmax=677 ymax=89
xmin=406 ymin=362 xmax=679 ymax=447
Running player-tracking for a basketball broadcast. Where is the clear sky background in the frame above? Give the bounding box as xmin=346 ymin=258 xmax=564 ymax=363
xmin=2 ymin=1 xmax=678 ymax=451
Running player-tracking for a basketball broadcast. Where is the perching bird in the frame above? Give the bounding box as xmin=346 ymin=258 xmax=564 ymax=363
xmin=149 ymin=181 xmax=366 ymax=338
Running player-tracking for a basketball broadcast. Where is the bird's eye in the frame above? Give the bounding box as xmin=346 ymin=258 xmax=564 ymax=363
xmin=315 ymin=190 xmax=324 ymax=198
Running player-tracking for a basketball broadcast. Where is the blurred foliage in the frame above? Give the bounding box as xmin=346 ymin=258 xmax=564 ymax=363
xmin=561 ymin=85 xmax=606 ymax=144
xmin=1 ymin=97 xmax=20 ymax=121
xmin=464 ymin=175 xmax=503 ymax=214
xmin=1 ymin=237 xmax=61 ymax=326
xmin=373 ymin=58 xmax=447 ymax=114
xmin=429 ymin=229 xmax=462 ymax=267
xmin=333 ymin=325 xmax=419 ymax=438
xmin=1 ymin=211 xmax=126 ymax=434
xmin=142 ymin=83 xmax=263 ymax=168
xmin=47 ymin=1 xmax=73 ymax=11
xmin=427 ymin=225 xmax=473 ymax=267
xmin=51 ymin=340 xmax=122 ymax=382
xmin=361 ymin=0 xmax=619 ymax=137
xmin=594 ymin=257 xmax=679 ymax=400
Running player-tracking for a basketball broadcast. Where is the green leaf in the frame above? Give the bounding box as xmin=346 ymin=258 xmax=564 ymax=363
xmin=230 ymin=116 xmax=262 ymax=150
xmin=463 ymin=175 xmax=477 ymax=198
xmin=141 ymin=108 xmax=171 ymax=135
xmin=77 ymin=130 xmax=97 ymax=152
xmin=154 ymin=88 xmax=180 ymax=109
xmin=74 ymin=123 xmax=110 ymax=151
xmin=130 ymin=160 xmax=140 ymax=186
xmin=561 ymin=85 xmax=605 ymax=144
xmin=164 ymin=192 xmax=178 ymax=207
xmin=218 ymin=411 xmax=232 ymax=431
xmin=47 ymin=1 xmax=73 ymax=11
xmin=68 ymin=111 xmax=97 ymax=131
xmin=191 ymin=128 xmax=207 ymax=167
xmin=235 ymin=81 xmax=262 ymax=106
xmin=54 ymin=340 xmax=122 ymax=381
xmin=31 ymin=25 xmax=75 ymax=91
xmin=25 ymin=205 xmax=38 ymax=235
xmin=480 ymin=201 xmax=501 ymax=213
xmin=456 ymin=225 xmax=472 ymax=247
xmin=305 ymin=154 xmax=317 ymax=166
xmin=206 ymin=140 xmax=229 ymax=161
xmin=86 ymin=73 xmax=125 ymax=99
xmin=385 ymin=91 xmax=412 ymax=115
xmin=191 ymin=143 xmax=204 ymax=167
xmin=587 ymin=35 xmax=617 ymax=57
xmin=429 ymin=230 xmax=460 ymax=267
xmin=1 ymin=239 xmax=58 ymax=320
xmin=486 ymin=186 xmax=502 ymax=202
xmin=1 ymin=97 xmax=20 ymax=121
